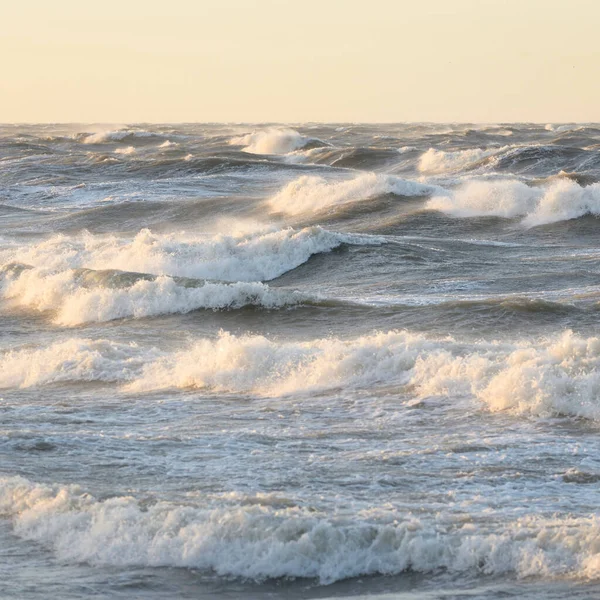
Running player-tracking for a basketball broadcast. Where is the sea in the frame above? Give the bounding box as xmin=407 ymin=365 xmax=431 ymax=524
xmin=2 ymin=123 xmax=600 ymax=599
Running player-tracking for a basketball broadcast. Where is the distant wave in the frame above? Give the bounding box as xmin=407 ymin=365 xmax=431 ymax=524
xmin=229 ymin=128 xmax=324 ymax=155
xmin=418 ymin=144 xmax=599 ymax=176
xmin=268 ymin=173 xmax=439 ymax=216
xmin=80 ymin=129 xmax=165 ymax=144
xmin=428 ymin=178 xmax=600 ymax=226
xmin=418 ymin=146 xmax=511 ymax=174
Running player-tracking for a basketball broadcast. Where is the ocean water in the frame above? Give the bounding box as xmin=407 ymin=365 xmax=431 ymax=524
xmin=3 ymin=123 xmax=600 ymax=599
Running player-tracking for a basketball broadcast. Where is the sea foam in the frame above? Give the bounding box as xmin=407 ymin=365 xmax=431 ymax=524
xmin=3 ymin=475 xmax=600 ymax=583
xmin=3 ymin=329 xmax=600 ymax=420
xmin=0 ymin=268 xmax=306 ymax=326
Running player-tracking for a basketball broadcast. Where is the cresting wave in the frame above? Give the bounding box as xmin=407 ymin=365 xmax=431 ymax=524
xmin=4 ymin=226 xmax=360 ymax=282
xmin=229 ymin=128 xmax=317 ymax=155
xmin=0 ymin=338 xmax=150 ymax=388
xmin=428 ymin=178 xmax=600 ymax=225
xmin=0 ymin=268 xmax=306 ymax=326
xmin=4 ymin=330 xmax=600 ymax=420
xmin=3 ymin=476 xmax=600 ymax=584
xmin=268 ymin=173 xmax=439 ymax=216
xmin=418 ymin=146 xmax=511 ymax=174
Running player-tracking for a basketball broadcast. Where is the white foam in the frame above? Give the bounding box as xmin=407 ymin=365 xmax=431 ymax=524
xmin=0 ymin=339 xmax=149 ymax=388
xmin=268 ymin=173 xmax=438 ymax=216
xmin=427 ymin=180 xmax=540 ymax=219
xmin=127 ymin=329 xmax=600 ymax=420
xmin=3 ymin=475 xmax=600 ymax=583
xmin=2 ymin=328 xmax=600 ymax=420
xmin=114 ymin=146 xmax=135 ymax=155
xmin=418 ymin=147 xmax=510 ymax=174
xmin=7 ymin=226 xmax=354 ymax=282
xmin=428 ymin=179 xmax=600 ymax=225
xmin=229 ymin=128 xmax=312 ymax=155
xmin=0 ymin=269 xmax=306 ymax=326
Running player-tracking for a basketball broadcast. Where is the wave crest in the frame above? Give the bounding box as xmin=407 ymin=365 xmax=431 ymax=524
xmin=428 ymin=179 xmax=600 ymax=225
xmin=229 ymin=128 xmax=316 ymax=155
xmin=269 ymin=173 xmax=438 ymax=216
xmin=8 ymin=226 xmax=355 ymax=283
xmin=1 ymin=267 xmax=307 ymax=326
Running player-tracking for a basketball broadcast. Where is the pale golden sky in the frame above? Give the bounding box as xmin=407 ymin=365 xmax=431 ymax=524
xmin=2 ymin=0 xmax=599 ymax=123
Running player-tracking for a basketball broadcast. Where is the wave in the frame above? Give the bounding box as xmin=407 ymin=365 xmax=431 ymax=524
xmin=289 ymin=146 xmax=408 ymax=170
xmin=418 ymin=144 xmax=598 ymax=177
xmin=3 ymin=329 xmax=600 ymax=420
xmin=418 ymin=146 xmax=510 ymax=174
xmin=268 ymin=173 xmax=439 ymax=216
xmin=3 ymin=475 xmax=600 ymax=583
xmin=125 ymin=330 xmax=600 ymax=421
xmin=427 ymin=178 xmax=600 ymax=226
xmin=229 ymin=128 xmax=322 ymax=155
xmin=7 ymin=226 xmax=360 ymax=283
xmin=0 ymin=338 xmax=150 ymax=388
xmin=0 ymin=266 xmax=307 ymax=326
xmin=80 ymin=129 xmax=164 ymax=144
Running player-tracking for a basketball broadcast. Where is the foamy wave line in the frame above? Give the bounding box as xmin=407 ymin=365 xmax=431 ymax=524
xmin=0 ymin=268 xmax=307 ymax=326
xmin=428 ymin=178 xmax=600 ymax=226
xmin=7 ymin=226 xmax=363 ymax=283
xmin=3 ymin=476 xmax=600 ymax=583
xmin=125 ymin=330 xmax=600 ymax=420
xmin=3 ymin=330 xmax=600 ymax=421
xmin=269 ymin=173 xmax=439 ymax=216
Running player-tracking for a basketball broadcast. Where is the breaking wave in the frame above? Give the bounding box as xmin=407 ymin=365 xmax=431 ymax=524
xmin=268 ymin=173 xmax=438 ymax=216
xmin=418 ymin=146 xmax=510 ymax=174
xmin=0 ymin=338 xmax=150 ymax=388
xmin=229 ymin=128 xmax=320 ymax=155
xmin=3 ymin=475 xmax=600 ymax=584
xmin=0 ymin=267 xmax=308 ymax=326
xmin=427 ymin=178 xmax=600 ymax=226
xmin=5 ymin=226 xmax=363 ymax=283
xmin=124 ymin=330 xmax=600 ymax=420
xmin=3 ymin=328 xmax=600 ymax=420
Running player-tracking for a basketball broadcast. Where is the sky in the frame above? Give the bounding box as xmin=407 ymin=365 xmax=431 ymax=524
xmin=2 ymin=0 xmax=600 ymax=123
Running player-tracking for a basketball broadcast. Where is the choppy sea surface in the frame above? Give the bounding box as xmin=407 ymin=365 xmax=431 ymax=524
xmin=3 ymin=123 xmax=600 ymax=599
